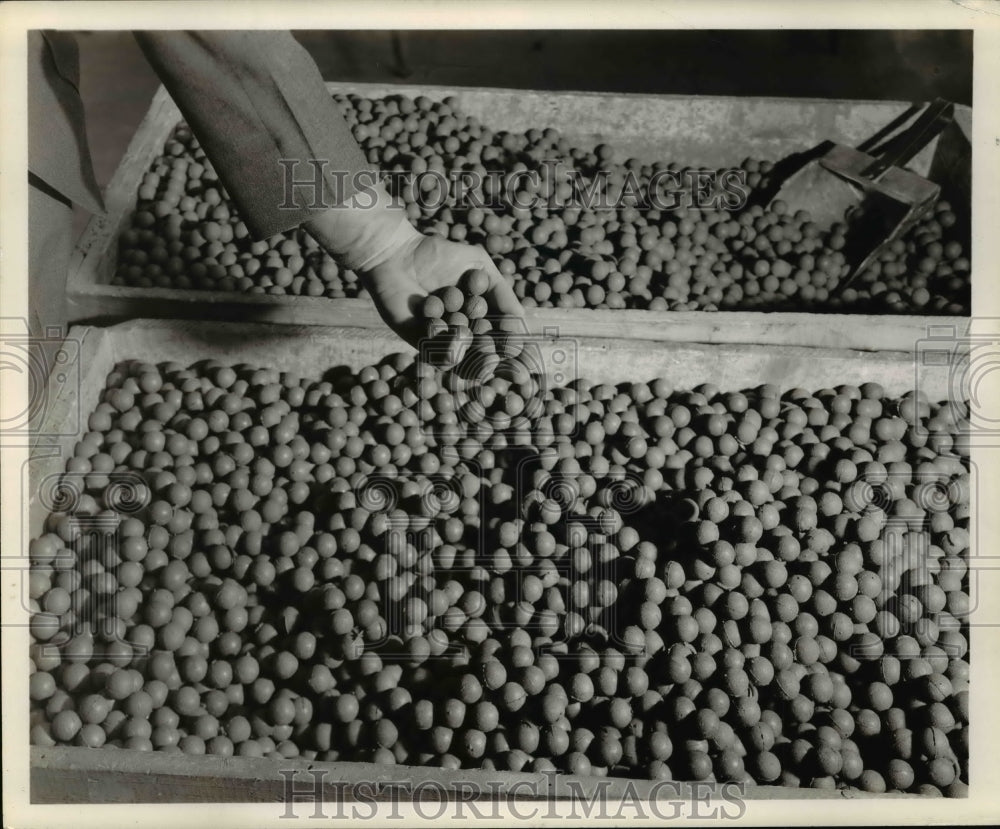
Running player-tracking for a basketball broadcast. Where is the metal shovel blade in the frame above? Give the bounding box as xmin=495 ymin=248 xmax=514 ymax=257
xmin=767 ymin=99 xmax=954 ymax=291
xmin=821 ymin=144 xmax=940 ymax=217
xmin=770 ymin=151 xmax=863 ymax=226
xmin=773 ymin=143 xmax=940 ymax=228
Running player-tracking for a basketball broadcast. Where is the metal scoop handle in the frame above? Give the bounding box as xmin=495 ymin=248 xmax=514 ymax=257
xmin=861 ymin=98 xmax=955 ymax=181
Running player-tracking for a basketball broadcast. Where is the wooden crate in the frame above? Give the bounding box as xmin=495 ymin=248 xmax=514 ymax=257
xmin=25 ymin=318 xmax=959 ymax=803
xmin=66 ymin=82 xmax=972 ymax=352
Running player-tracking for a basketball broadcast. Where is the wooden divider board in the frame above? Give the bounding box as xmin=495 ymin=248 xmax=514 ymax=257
xmin=25 ymin=317 xmax=957 ymax=541
xmin=66 ymin=83 xmax=972 ymax=351
xmin=31 ymin=745 xmax=912 ymax=804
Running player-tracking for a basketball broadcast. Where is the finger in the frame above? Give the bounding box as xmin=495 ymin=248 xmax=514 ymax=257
xmin=397 ymin=317 xmax=430 ymax=352
xmin=381 ymin=310 xmax=426 ymax=351
xmin=361 ymin=274 xmax=427 ymax=350
xmin=465 ymin=246 xmax=526 ymax=320
xmin=485 ymin=275 xmax=525 ymax=321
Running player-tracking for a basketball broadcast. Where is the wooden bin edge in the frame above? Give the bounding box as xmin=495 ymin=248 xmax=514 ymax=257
xmin=30 ymin=745 xmax=915 ymax=803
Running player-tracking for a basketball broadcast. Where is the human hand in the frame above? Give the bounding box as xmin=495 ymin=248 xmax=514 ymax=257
xmin=359 ymin=233 xmax=524 ymax=362
xmin=303 ymin=181 xmax=523 ymax=360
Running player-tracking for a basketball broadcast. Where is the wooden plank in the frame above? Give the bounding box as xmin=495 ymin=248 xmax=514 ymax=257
xmin=31 ymin=746 xmax=913 ymax=804
xmin=527 ymin=309 xmax=970 ymax=354
xmin=63 ymin=281 xmax=973 ymax=353
xmin=84 ymin=317 xmax=956 ymax=400
xmin=25 ymin=316 xmax=958 ymax=539
xmin=64 ymin=82 xmax=972 ymax=349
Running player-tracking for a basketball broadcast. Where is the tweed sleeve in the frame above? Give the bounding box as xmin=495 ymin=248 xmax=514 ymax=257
xmin=134 ymin=30 xmax=372 ymax=240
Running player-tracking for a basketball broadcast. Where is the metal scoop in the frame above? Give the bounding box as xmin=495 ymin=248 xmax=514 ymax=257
xmin=767 ymin=98 xmax=955 ymax=289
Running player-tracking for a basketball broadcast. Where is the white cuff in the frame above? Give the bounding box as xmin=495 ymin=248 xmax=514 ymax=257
xmin=317 ymin=182 xmax=422 ymax=273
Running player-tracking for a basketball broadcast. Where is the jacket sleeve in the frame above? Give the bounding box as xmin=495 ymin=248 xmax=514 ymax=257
xmin=28 ymin=30 xmax=105 ymax=215
xmin=133 ymin=30 xmax=372 ymax=240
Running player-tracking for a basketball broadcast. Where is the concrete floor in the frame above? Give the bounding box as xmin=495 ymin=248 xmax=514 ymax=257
xmin=71 ymin=29 xmax=973 ymax=239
